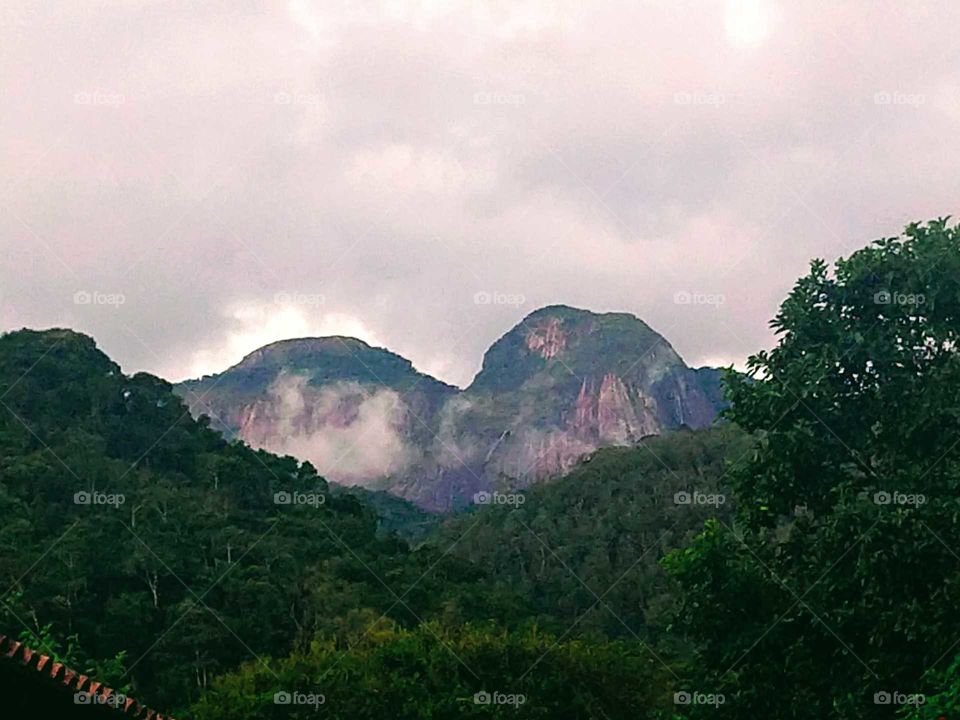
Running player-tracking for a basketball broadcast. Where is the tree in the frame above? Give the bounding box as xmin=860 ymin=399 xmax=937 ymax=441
xmin=190 ymin=621 xmax=673 ymax=720
xmin=434 ymin=425 xmax=747 ymax=642
xmin=0 ymin=329 xmax=527 ymax=712
xmin=666 ymin=219 xmax=960 ymax=718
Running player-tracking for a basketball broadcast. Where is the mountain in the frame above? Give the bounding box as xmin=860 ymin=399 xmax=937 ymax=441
xmin=176 ymin=337 xmax=457 ymax=489
xmin=175 ymin=305 xmax=728 ymax=510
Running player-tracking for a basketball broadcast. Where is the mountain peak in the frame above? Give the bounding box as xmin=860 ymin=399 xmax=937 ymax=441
xmin=235 ymin=335 xmax=385 ymax=369
xmin=182 ymin=332 xmax=455 ymax=397
xmin=520 ymin=303 xmax=667 ymax=330
xmin=521 ymin=304 xmax=652 ymax=325
xmin=522 ymin=303 xmax=591 ymax=319
xmin=468 ymin=305 xmax=678 ymax=393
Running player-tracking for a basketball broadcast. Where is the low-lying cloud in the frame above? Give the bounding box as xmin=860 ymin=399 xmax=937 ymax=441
xmin=240 ymin=374 xmax=417 ymax=485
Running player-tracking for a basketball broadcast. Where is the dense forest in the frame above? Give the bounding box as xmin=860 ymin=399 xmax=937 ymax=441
xmin=0 ymin=330 xmax=526 ymax=710
xmin=435 ymin=424 xmax=748 ymax=643
xmin=3 ymin=220 xmax=960 ymax=718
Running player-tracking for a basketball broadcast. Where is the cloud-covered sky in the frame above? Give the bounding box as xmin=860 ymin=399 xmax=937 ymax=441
xmin=2 ymin=0 xmax=959 ymax=387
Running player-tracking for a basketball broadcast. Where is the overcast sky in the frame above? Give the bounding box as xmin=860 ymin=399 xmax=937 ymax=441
xmin=2 ymin=0 xmax=959 ymax=387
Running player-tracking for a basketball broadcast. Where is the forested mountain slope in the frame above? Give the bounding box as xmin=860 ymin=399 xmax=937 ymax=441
xmin=0 ymin=329 xmax=521 ymax=711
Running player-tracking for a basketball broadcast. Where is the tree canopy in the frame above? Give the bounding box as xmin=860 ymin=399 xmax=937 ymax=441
xmin=666 ymin=219 xmax=960 ymax=718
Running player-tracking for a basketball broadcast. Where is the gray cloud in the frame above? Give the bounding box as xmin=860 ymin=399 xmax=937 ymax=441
xmin=2 ymin=0 xmax=959 ymax=387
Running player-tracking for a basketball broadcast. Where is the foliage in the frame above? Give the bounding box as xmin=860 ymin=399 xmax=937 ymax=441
xmin=0 ymin=329 xmax=522 ymax=711
xmin=15 ymin=619 xmax=130 ymax=691
xmin=335 ymin=486 xmax=445 ymax=545
xmin=436 ymin=426 xmax=748 ymax=642
xmin=900 ymin=650 xmax=960 ymax=718
xmin=666 ymin=219 xmax=960 ymax=718
xmin=189 ymin=620 xmax=674 ymax=720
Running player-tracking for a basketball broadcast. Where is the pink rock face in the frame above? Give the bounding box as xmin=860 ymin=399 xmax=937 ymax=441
xmin=526 ymin=317 xmax=567 ymax=359
xmin=596 ymin=373 xmax=660 ymax=443
xmin=572 ymin=375 xmax=660 ymax=443
xmin=489 ymin=373 xmax=663 ymax=486
xmin=488 ymin=428 xmax=597 ymax=482
xmin=238 ymin=386 xmax=363 ymax=448
xmin=237 ymin=402 xmax=271 ymax=445
xmin=235 ymin=375 xmax=416 ymax=485
xmin=574 ymin=379 xmax=597 ymax=429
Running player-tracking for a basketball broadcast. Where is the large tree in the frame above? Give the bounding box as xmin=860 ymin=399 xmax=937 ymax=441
xmin=666 ymin=219 xmax=960 ymax=718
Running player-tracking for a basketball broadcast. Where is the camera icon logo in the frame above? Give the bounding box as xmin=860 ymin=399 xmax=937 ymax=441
xmin=474 ymin=691 xmax=491 ymax=705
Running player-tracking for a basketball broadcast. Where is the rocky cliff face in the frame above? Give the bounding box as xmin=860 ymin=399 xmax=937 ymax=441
xmin=176 ymin=337 xmax=456 ymax=489
xmin=235 ymin=376 xmax=420 ymax=484
xmin=174 ymin=306 xmax=727 ymax=510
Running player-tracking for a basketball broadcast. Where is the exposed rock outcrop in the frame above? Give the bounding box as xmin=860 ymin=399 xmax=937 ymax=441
xmin=175 ymin=305 xmax=727 ymax=510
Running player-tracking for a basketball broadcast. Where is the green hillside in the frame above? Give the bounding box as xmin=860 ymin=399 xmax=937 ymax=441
xmin=0 ymin=329 xmax=518 ymax=712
